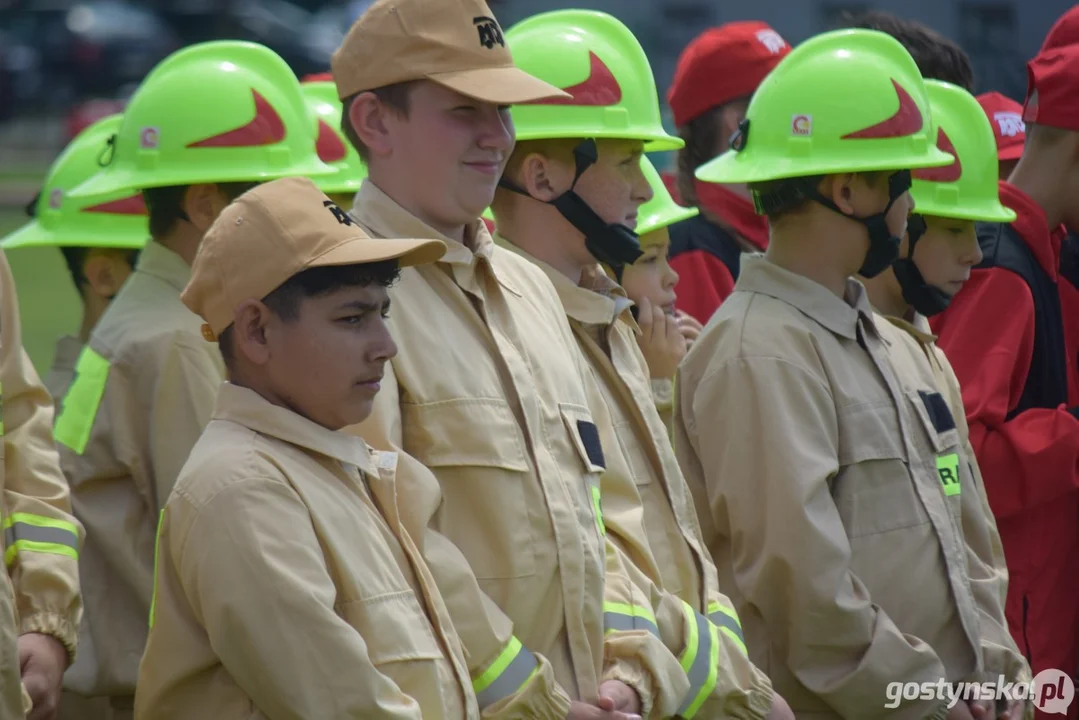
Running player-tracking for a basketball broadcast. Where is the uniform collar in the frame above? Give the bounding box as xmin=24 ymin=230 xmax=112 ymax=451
xmin=212 ymin=382 xmax=375 ymax=476
xmin=884 ymin=312 xmax=936 ymax=345
xmin=496 ymin=238 xmax=635 ymax=327
xmin=135 ymin=240 xmax=191 ymax=293
xmin=736 ymin=254 xmax=879 ymax=341
xmin=351 ymin=180 xmax=494 ymax=267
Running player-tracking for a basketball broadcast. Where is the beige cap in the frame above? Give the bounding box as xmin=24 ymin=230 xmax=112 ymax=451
xmin=331 ymin=0 xmax=570 ymax=104
xmin=182 ymin=176 xmax=445 ymax=340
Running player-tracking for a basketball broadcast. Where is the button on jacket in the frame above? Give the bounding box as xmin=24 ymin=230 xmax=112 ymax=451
xmin=54 ymin=240 xmax=225 ymax=699
xmin=136 ymin=383 xmax=476 ymax=719
xmin=346 ymin=183 xmax=689 ymax=718
xmin=676 ymin=255 xmax=983 ymax=719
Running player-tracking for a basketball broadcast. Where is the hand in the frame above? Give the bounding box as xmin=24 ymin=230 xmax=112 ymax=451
xmin=766 ymin=692 xmax=795 ymax=720
xmin=565 ymin=700 xmax=641 ymax=720
xmin=636 ymin=297 xmax=687 ymax=380
xmin=18 ymin=633 xmax=68 ymax=720
xmin=598 ymin=680 xmax=641 ymax=716
xmin=675 ymin=310 xmax=704 ymax=350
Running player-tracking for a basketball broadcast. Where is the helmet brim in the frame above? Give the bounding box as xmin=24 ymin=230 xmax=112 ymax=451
xmin=696 ymin=144 xmax=955 ymax=184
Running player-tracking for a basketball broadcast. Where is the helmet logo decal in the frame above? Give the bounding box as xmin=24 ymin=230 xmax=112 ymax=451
xmin=533 ymin=52 xmax=622 ymax=107
xmin=994 ymin=111 xmax=1025 ymax=137
xmin=139 ymin=127 xmax=160 ymax=150
xmin=841 ymin=79 xmax=923 ymax=139
xmin=48 ymin=189 xmax=64 ymax=210
xmin=315 ymin=119 xmax=348 ymax=163
xmin=187 ymin=89 xmax=286 ymax=149
xmin=756 ymin=29 xmax=788 ymax=54
xmin=82 ymin=194 xmax=149 ymax=216
xmin=912 ymin=128 xmax=962 ymax=182
xmin=473 ymin=16 xmax=506 ymax=49
xmin=791 ymin=114 xmax=812 ymax=136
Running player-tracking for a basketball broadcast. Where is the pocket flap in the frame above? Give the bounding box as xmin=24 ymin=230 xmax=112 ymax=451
xmin=559 ymin=403 xmax=606 ymax=473
xmin=907 ymin=390 xmax=962 ymax=453
xmin=402 ymin=398 xmax=529 ymax=471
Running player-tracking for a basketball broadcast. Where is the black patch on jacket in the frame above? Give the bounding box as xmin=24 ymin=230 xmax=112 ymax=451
xmin=577 ymin=420 xmax=605 ymax=469
xmin=919 ymin=390 xmax=956 ymax=433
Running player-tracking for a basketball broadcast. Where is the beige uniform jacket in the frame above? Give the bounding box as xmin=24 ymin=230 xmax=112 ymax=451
xmin=676 ymin=256 xmax=983 ymax=720
xmin=347 ymin=182 xmax=688 ymax=719
xmin=53 ymin=241 xmax=225 ymax=699
xmin=883 ymin=315 xmax=1029 ymax=688
xmin=0 ymin=251 xmax=84 ymax=718
xmin=45 ymin=335 xmax=83 ymax=408
xmin=500 ymin=244 xmax=776 ymax=720
xmin=136 ymin=383 xmax=477 ymax=720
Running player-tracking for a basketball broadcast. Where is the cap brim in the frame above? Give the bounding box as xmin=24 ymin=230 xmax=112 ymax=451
xmin=313 ymin=235 xmax=447 ymax=270
xmin=428 ymin=66 xmax=570 ymax=105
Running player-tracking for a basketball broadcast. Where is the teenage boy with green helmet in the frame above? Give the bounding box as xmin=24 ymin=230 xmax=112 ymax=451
xmin=676 ymin=28 xmax=1004 ymax=719
xmin=53 ymin=40 xmax=332 ymax=716
xmin=2 ymin=115 xmax=146 ymax=405
xmin=494 ymin=10 xmax=791 ymax=719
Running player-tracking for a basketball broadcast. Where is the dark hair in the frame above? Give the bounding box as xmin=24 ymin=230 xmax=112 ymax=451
xmin=675 ymin=105 xmax=727 ymax=208
xmin=748 ymin=171 xmax=886 ymax=221
xmin=341 ymin=82 xmax=416 ymax=163
xmin=836 ymin=10 xmax=975 ymax=91
xmin=217 ymin=260 xmax=401 ymax=367
xmin=142 ymin=181 xmax=258 ymax=239
xmin=59 ymin=246 xmax=139 ymax=292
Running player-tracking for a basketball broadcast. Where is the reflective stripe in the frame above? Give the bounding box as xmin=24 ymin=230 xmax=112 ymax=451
xmin=149 ymin=510 xmax=164 ymax=629
xmin=591 ymin=484 xmax=605 ymax=536
xmin=54 ymin=347 xmax=110 ymax=454
xmin=678 ymin=602 xmax=720 ymax=718
xmin=473 ymin=636 xmax=538 ymax=709
xmin=3 ymin=513 xmax=79 ymax=565
xmin=707 ymin=600 xmax=748 ymax=656
xmin=603 ymin=601 xmax=659 ymax=637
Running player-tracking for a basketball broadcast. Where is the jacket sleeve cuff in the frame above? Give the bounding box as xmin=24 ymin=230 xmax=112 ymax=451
xmin=603 ymin=631 xmax=690 ymax=719
xmin=737 ymin=668 xmax=776 ymax=720
xmin=20 ymin=612 xmax=77 ymax=665
xmin=480 ymin=653 xmax=573 ymax=720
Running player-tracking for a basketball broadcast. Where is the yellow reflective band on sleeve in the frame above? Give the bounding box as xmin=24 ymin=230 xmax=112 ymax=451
xmin=472 ymin=636 xmax=539 ymax=709
xmin=707 ymin=600 xmax=748 ymax=656
xmin=591 ymin=484 xmax=605 ymax=536
xmin=3 ymin=512 xmax=79 ymax=565
xmin=677 ymin=602 xmax=720 ymax=719
xmin=937 ymin=453 xmax=961 ymax=496
xmin=53 ymin=347 xmax=110 ymax=455
xmin=603 ymin=601 xmax=659 ymax=637
xmin=149 ymin=509 xmax=164 ymax=629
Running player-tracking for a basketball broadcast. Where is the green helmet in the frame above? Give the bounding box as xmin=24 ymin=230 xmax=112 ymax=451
xmin=910 ymin=80 xmax=1016 ymax=223
xmin=302 ymin=81 xmax=367 ymax=195
xmin=2 ymin=115 xmax=148 ymax=250
xmin=70 ymin=40 xmax=333 ymax=200
xmin=696 ymin=28 xmax=952 ymax=184
xmin=506 ymin=10 xmax=682 ymax=151
xmin=637 ymin=158 xmax=696 ymax=237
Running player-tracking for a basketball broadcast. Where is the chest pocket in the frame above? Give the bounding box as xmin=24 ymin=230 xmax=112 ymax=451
xmin=402 ymin=397 xmax=536 ymax=579
xmin=907 ymin=389 xmax=964 ymax=513
xmin=339 ymin=590 xmax=449 ymax=709
xmin=558 ymin=403 xmax=607 ymax=540
xmin=834 ymin=399 xmax=930 ymax=537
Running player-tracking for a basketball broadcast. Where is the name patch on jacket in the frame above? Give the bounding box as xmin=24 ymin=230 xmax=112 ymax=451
xmin=918 ymin=390 xmax=956 ymax=433
xmin=576 ymin=420 xmax=605 ymax=469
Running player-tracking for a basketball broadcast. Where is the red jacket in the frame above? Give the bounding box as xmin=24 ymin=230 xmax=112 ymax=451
xmin=930 ymin=182 xmax=1079 ymax=698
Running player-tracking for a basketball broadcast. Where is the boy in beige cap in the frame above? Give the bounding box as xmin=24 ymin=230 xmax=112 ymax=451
xmin=334 ymin=1 xmax=688 ymax=718
xmin=133 ymin=177 xmax=477 ymax=719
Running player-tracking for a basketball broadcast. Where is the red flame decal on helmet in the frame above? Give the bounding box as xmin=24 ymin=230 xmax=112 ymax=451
xmin=81 ymin=194 xmax=148 ymax=215
xmin=532 ymin=52 xmax=623 ymax=107
xmin=842 ymin=79 xmax=923 ymax=139
xmin=315 ymin=119 xmax=348 ymax=163
xmin=187 ymin=90 xmax=286 ymax=148
xmin=912 ymin=128 xmax=962 ymax=182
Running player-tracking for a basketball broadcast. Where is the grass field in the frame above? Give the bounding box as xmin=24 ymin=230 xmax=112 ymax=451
xmin=0 ymin=208 xmax=82 ymax=379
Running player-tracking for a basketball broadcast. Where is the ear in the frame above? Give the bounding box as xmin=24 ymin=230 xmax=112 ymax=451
xmin=81 ymin=252 xmax=131 ymax=300
xmin=349 ymin=93 xmax=393 ymax=159
xmin=827 ymin=173 xmax=858 ymax=215
xmin=182 ymin=184 xmax=228 ymax=233
xmin=232 ymin=299 xmax=274 ymax=366
xmin=517 ymin=152 xmax=567 ymax=203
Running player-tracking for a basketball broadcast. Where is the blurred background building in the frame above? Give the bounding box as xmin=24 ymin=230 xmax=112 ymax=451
xmin=0 ymin=0 xmax=1071 ymax=372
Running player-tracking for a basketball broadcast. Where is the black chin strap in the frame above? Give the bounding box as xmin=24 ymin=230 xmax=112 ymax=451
xmin=499 ymin=139 xmax=644 ymax=273
xmin=893 ymin=214 xmax=953 ymax=316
